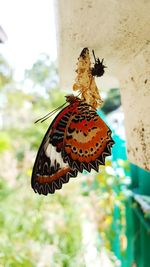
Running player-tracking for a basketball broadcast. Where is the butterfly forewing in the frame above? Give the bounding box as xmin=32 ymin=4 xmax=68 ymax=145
xmin=31 ymin=104 xmax=78 ymax=195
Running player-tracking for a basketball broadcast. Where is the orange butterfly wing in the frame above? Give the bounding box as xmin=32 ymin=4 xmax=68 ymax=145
xmin=62 ymin=101 xmax=114 ymax=172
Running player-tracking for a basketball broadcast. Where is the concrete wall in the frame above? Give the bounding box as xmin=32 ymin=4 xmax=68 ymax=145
xmin=55 ymin=0 xmax=150 ymax=171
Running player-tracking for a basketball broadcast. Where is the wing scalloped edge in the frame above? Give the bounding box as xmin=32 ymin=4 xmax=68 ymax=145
xmin=33 ymin=168 xmax=78 ymax=195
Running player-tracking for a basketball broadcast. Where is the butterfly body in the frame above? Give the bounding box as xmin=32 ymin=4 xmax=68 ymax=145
xmin=31 ymin=95 xmax=114 ymax=195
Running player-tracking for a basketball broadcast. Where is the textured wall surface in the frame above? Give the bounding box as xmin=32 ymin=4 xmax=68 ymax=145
xmin=120 ymin=48 xmax=150 ymax=171
xmin=55 ymin=0 xmax=150 ymax=170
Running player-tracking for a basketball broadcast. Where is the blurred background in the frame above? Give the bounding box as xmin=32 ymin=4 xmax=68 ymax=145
xmin=0 ymin=1 xmax=150 ymax=267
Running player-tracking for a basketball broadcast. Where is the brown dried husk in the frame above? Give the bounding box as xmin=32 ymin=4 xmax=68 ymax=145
xmin=73 ymin=48 xmax=103 ymax=109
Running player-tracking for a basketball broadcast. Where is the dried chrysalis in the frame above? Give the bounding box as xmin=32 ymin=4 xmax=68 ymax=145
xmin=73 ymin=47 xmax=106 ymax=109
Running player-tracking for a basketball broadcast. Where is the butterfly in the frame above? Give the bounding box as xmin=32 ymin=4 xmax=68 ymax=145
xmin=31 ymin=95 xmax=115 ymax=195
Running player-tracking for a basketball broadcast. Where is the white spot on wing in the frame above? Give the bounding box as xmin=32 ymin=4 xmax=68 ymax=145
xmin=45 ymin=144 xmax=68 ymax=168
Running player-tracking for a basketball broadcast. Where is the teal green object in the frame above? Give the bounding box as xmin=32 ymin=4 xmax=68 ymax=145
xmin=138 ymin=167 xmax=150 ymax=196
xmin=129 ymin=163 xmax=139 ymax=191
xmin=126 ymin=164 xmax=150 ymax=267
xmin=130 ymin=163 xmax=150 ymax=195
xmin=126 ymin=196 xmax=150 ymax=267
xmin=98 ymin=110 xmax=126 ymax=160
xmin=112 ymin=134 xmax=126 ymax=161
xmin=98 ymin=110 xmax=126 ymax=161
xmin=98 ymin=110 xmax=128 ymax=265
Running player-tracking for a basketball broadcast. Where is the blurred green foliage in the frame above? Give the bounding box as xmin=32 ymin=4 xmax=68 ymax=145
xmin=0 ymin=176 xmax=85 ymax=266
xmin=81 ymin=158 xmax=130 ymax=265
xmin=25 ymin=53 xmax=58 ymax=95
xmin=0 ymin=131 xmax=12 ymax=153
xmin=101 ymin=88 xmax=121 ymax=114
xmin=0 ymin=54 xmax=13 ymax=87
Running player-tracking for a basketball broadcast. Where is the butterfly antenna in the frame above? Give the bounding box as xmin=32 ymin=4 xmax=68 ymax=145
xmin=35 ymin=102 xmax=66 ymax=124
xmin=92 ymin=49 xmax=97 ymax=62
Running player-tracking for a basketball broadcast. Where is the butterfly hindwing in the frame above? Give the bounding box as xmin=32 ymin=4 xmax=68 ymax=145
xmin=62 ymin=102 xmax=114 ymax=173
